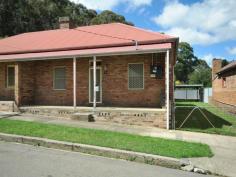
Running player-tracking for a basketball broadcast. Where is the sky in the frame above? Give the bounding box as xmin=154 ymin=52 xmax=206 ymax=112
xmin=72 ymin=0 xmax=236 ymax=66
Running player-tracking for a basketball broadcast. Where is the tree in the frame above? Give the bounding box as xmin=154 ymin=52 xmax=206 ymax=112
xmin=188 ymin=65 xmax=212 ymax=87
xmin=90 ymin=10 xmax=133 ymax=26
xmin=174 ymin=42 xmax=198 ymax=83
xmin=193 ymin=59 xmax=210 ymax=69
xmin=0 ymin=0 xmax=132 ymax=37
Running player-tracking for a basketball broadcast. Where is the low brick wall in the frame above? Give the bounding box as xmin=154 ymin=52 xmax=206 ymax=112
xmin=19 ymin=106 xmax=167 ymax=128
xmin=209 ymin=97 xmax=236 ymax=115
xmin=0 ymin=101 xmax=18 ymax=112
xmin=96 ymin=109 xmax=166 ymax=128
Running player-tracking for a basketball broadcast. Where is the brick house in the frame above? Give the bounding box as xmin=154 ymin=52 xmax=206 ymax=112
xmin=211 ymin=59 xmax=236 ymax=114
xmin=0 ymin=18 xmax=178 ymax=129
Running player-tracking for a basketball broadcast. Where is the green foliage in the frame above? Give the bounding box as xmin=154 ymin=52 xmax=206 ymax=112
xmin=90 ymin=10 xmax=133 ymax=26
xmin=188 ymin=65 xmax=212 ymax=87
xmin=222 ymin=59 xmax=229 ymax=67
xmin=0 ymin=119 xmax=213 ymax=158
xmin=175 ymin=42 xmax=212 ymax=87
xmin=175 ymin=42 xmax=198 ymax=83
xmin=0 ymin=0 xmax=131 ymax=37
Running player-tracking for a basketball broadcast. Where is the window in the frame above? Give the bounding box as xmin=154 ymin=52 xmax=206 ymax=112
xmin=54 ymin=67 xmax=66 ymax=90
xmin=222 ymin=77 xmax=226 ymax=88
xmin=89 ymin=61 xmax=102 ymax=67
xmin=128 ymin=63 xmax=144 ymax=89
xmin=7 ymin=66 xmax=15 ymax=88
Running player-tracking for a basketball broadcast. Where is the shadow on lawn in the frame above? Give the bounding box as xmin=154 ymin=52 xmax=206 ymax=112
xmin=175 ymin=107 xmax=232 ymax=129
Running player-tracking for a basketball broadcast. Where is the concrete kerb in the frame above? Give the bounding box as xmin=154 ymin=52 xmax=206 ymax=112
xmin=0 ymin=133 xmax=182 ymax=169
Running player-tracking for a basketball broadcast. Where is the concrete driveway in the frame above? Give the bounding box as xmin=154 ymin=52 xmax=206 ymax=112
xmin=1 ymin=113 xmax=236 ymax=177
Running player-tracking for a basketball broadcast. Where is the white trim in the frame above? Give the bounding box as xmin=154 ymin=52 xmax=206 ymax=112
xmin=0 ymin=48 xmax=171 ymax=62
xmin=166 ymin=50 xmax=170 ymax=130
xmin=93 ymin=56 xmax=96 ymax=112
xmin=128 ymin=63 xmax=144 ymax=90
xmin=6 ymin=65 xmax=15 ymax=89
xmin=89 ymin=66 xmax=102 ymax=104
xmin=53 ymin=66 xmax=66 ymax=90
xmin=73 ymin=57 xmax=77 ymax=109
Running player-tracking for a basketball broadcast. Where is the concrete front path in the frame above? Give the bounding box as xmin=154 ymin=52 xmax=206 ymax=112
xmin=1 ymin=113 xmax=236 ymax=177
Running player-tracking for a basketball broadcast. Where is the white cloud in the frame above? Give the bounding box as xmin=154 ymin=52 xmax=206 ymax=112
xmin=227 ymin=46 xmax=236 ymax=55
xmin=72 ymin=0 xmax=152 ymax=11
xmin=201 ymin=53 xmax=224 ymax=67
xmin=153 ymin=0 xmax=236 ymax=45
xmin=202 ymin=54 xmax=214 ymax=67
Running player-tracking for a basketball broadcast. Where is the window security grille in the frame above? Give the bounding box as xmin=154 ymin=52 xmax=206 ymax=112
xmin=128 ymin=64 xmax=144 ymax=89
xmin=54 ymin=67 xmax=66 ymax=90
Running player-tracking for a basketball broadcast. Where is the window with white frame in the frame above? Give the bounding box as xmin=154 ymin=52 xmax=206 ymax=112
xmin=128 ymin=63 xmax=144 ymax=89
xmin=54 ymin=67 xmax=66 ymax=90
xmin=7 ymin=66 xmax=15 ymax=88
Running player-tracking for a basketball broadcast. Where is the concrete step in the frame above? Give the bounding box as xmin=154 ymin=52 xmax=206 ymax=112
xmin=71 ymin=112 xmax=95 ymax=122
xmin=0 ymin=101 xmax=18 ymax=112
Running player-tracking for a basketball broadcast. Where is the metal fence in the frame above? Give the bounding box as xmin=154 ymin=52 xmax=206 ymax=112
xmin=174 ymin=104 xmax=235 ymax=130
xmin=175 ymin=89 xmax=200 ymax=100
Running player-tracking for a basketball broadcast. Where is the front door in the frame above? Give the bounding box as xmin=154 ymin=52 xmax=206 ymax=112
xmin=89 ymin=67 xmax=102 ymax=103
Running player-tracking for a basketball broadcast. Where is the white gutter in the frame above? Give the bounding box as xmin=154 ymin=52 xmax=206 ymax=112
xmin=0 ymin=48 xmax=171 ymax=63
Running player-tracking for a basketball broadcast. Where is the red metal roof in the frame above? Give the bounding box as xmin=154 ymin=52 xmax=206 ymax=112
xmin=0 ymin=43 xmax=171 ymax=62
xmin=0 ymin=23 xmax=176 ymax=56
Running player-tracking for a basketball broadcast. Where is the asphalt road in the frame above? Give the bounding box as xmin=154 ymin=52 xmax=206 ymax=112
xmin=0 ymin=141 xmax=210 ymax=177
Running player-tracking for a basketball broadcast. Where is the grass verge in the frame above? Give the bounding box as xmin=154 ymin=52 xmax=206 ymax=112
xmin=0 ymin=119 xmax=213 ymax=158
xmin=175 ymin=101 xmax=236 ymax=136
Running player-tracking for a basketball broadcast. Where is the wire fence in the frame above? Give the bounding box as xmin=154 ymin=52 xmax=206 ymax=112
xmin=174 ymin=104 xmax=235 ymax=130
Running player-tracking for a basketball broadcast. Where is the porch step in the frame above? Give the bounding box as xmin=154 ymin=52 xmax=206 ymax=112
xmin=0 ymin=101 xmax=18 ymax=112
xmin=71 ymin=112 xmax=95 ymax=122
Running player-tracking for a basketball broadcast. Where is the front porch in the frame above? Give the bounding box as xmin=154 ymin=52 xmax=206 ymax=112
xmin=0 ymin=49 xmax=173 ymax=129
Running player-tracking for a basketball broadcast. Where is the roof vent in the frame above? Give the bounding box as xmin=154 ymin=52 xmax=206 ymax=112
xmin=59 ymin=17 xmax=72 ymax=29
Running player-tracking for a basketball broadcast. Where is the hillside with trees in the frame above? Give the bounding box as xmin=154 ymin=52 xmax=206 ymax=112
xmin=0 ymin=0 xmax=132 ymax=37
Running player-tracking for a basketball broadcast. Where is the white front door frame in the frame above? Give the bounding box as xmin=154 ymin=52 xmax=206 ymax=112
xmin=89 ymin=67 xmax=102 ymax=104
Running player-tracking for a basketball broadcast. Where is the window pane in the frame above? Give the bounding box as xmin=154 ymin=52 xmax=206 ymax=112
xmin=7 ymin=66 xmax=15 ymax=87
xmin=128 ymin=64 xmax=144 ymax=89
xmin=54 ymin=68 xmax=66 ymax=89
xmin=55 ymin=68 xmax=66 ymax=78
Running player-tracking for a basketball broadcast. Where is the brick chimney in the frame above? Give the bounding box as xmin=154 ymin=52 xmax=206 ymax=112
xmin=59 ymin=17 xmax=72 ymax=29
xmin=212 ymin=58 xmax=222 ymax=77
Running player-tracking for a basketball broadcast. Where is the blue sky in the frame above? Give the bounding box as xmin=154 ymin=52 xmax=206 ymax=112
xmin=73 ymin=0 xmax=236 ymax=66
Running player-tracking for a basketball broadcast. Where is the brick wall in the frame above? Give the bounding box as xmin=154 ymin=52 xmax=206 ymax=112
xmin=0 ymin=53 xmax=174 ymax=108
xmin=15 ymin=61 xmax=35 ymax=106
xmin=212 ymin=59 xmax=236 ymax=106
xmin=34 ymin=59 xmax=74 ymax=106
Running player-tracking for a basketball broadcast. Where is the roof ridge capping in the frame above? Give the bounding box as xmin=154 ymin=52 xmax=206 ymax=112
xmin=75 ymin=23 xmax=177 ymax=41
xmin=114 ymin=23 xmax=177 ymax=39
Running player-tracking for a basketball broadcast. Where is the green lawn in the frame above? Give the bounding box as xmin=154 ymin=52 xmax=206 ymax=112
xmin=0 ymin=119 xmax=213 ymax=158
xmin=175 ymin=101 xmax=236 ymax=136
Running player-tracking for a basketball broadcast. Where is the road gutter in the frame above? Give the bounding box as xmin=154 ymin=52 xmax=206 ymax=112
xmin=0 ymin=132 xmax=212 ymax=175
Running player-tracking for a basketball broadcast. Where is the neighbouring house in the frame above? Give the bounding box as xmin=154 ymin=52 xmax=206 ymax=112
xmin=0 ymin=17 xmax=178 ymax=129
xmin=211 ymin=59 xmax=236 ymax=114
